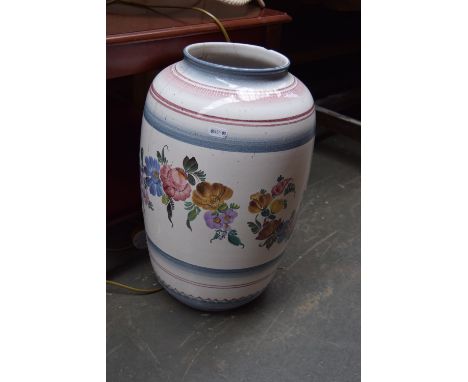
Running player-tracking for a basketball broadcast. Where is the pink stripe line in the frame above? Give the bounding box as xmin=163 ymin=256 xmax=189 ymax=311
xmin=149 ymin=85 xmax=315 ymax=127
xmin=153 ymin=258 xmax=275 ymax=289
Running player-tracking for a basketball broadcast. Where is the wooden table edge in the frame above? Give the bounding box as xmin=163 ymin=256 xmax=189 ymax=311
xmin=106 ymin=13 xmax=292 ymax=45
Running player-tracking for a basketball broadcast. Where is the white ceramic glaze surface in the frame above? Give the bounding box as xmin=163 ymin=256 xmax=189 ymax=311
xmin=140 ymin=42 xmax=316 ymax=310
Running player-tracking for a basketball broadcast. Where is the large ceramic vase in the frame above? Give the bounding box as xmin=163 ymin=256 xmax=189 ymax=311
xmin=140 ymin=42 xmax=315 ymax=311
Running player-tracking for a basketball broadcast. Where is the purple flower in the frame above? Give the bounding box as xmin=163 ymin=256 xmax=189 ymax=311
xmin=204 ymin=209 xmax=238 ymax=230
xmin=204 ymin=211 xmax=224 ymax=229
xmin=222 ymin=209 xmax=238 ymax=225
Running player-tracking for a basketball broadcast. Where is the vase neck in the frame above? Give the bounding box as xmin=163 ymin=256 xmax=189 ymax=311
xmin=183 ymin=42 xmax=290 ymax=80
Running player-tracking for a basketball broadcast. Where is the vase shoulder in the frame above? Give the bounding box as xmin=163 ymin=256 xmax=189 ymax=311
xmin=148 ymin=61 xmax=314 ymax=128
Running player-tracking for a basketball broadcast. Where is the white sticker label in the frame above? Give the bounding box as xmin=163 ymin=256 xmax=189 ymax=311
xmin=209 ymin=127 xmax=228 ymax=139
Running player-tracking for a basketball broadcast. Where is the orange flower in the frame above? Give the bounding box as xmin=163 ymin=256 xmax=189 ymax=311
xmin=256 ymin=219 xmax=282 ymax=240
xmin=192 ymin=182 xmax=233 ymax=210
xmin=270 ymin=199 xmax=285 ymax=214
xmin=248 ymin=192 xmax=272 ymax=214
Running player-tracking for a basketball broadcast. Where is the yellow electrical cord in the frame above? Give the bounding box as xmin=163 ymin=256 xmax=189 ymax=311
xmin=106 ymin=280 xmax=163 ymax=294
xmin=106 ymin=0 xmax=231 ymax=42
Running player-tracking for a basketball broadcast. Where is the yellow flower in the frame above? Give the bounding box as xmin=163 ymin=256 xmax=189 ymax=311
xmin=248 ymin=192 xmax=273 ymax=214
xmin=192 ymin=182 xmax=233 ymax=210
xmin=270 ymin=199 xmax=285 ymax=214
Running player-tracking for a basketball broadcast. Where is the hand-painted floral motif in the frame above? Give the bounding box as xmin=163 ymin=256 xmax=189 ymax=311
xmin=160 ymin=165 xmax=191 ymax=201
xmin=270 ymin=199 xmax=286 ymax=214
xmin=143 ymin=156 xmax=163 ymax=197
xmin=140 ymin=150 xmax=155 ymax=210
xmin=192 ymin=182 xmax=233 ymax=210
xmin=187 ymin=181 xmax=243 ymax=247
xmin=139 ymin=146 xmax=244 ymax=248
xmin=247 ymin=175 xmax=296 ymax=249
xmin=204 ymin=208 xmax=238 ymax=230
xmin=271 ymin=176 xmax=294 ymax=197
xmin=204 ymin=206 xmax=243 ymax=248
xmin=204 ymin=211 xmax=225 ymax=229
xmin=141 ymin=187 xmax=154 ymax=211
xmin=275 ymin=214 xmax=295 ymax=244
xmin=248 ymin=191 xmax=272 ymax=214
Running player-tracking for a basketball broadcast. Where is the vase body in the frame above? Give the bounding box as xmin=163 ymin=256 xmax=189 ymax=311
xmin=140 ymin=42 xmax=315 ymax=311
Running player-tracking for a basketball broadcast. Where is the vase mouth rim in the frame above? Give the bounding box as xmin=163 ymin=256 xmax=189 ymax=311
xmin=183 ymin=42 xmax=290 ymax=75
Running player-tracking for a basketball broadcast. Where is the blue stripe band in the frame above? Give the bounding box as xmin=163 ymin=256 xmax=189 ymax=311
xmin=157 ymin=276 xmax=264 ymax=311
xmin=143 ymin=106 xmax=315 ymax=153
xmin=147 ymin=236 xmax=283 ymax=275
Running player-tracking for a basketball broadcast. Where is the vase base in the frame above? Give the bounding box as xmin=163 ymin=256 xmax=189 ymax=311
xmin=157 ymin=276 xmax=265 ymax=312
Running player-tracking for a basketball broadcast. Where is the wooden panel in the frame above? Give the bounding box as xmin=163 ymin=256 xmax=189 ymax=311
xmin=106 ymin=3 xmax=291 ymax=79
xmin=107 ymin=5 xmax=291 ymax=44
xmin=107 ymin=26 xmax=279 ymax=79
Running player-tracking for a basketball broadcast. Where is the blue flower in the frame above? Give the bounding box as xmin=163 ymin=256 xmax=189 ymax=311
xmin=276 ymin=214 xmax=295 ymax=243
xmin=276 ymin=222 xmax=288 ymax=243
xmin=144 ymin=156 xmax=163 ymax=197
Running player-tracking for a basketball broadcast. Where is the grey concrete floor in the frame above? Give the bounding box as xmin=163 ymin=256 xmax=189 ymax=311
xmin=107 ymin=134 xmax=361 ymax=382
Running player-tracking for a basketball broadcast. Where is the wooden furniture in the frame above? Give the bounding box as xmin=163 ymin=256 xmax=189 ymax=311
xmin=107 ymin=2 xmax=291 ymax=79
xmin=106 ymin=3 xmax=291 ymax=221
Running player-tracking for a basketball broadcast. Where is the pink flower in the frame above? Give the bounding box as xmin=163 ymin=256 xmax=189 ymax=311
xmin=160 ymin=165 xmax=191 ymax=201
xmin=271 ymin=178 xmax=292 ymax=197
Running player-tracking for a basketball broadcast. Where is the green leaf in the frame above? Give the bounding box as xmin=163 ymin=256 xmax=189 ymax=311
xmin=218 ymin=203 xmax=228 ymax=212
xmin=167 ymin=200 xmax=174 ymax=227
xmin=284 ymin=183 xmax=296 ymax=196
xmin=228 ymin=230 xmax=245 ymax=248
xmin=162 ymin=194 xmax=170 ymax=205
xmin=160 ymin=145 xmax=168 ymax=164
xmin=277 ymin=175 xmax=284 ymax=182
xmin=260 ymin=189 xmax=267 ymax=194
xmin=261 ymin=208 xmax=270 ymax=217
xmin=229 ymin=203 xmax=240 ymax=209
xmin=265 ymin=235 xmax=277 ymax=249
xmin=259 ymin=235 xmax=276 ymax=249
xmin=156 ymin=151 xmax=162 ymax=163
xmin=187 ymin=208 xmax=199 ymax=221
xmin=248 ymin=221 xmax=259 ymax=234
xmin=183 ymin=156 xmax=198 ymax=173
xmin=254 ymin=216 xmax=262 ymax=228
xmin=283 ymin=200 xmax=288 ymax=208
xmin=193 ymin=170 xmax=206 ymax=182
xmin=185 ymin=206 xmax=200 ymax=231
xmin=184 ymin=201 xmax=193 ymax=210
xmin=187 ymin=174 xmax=196 ymax=186
xmin=210 ymin=230 xmax=222 ymax=243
